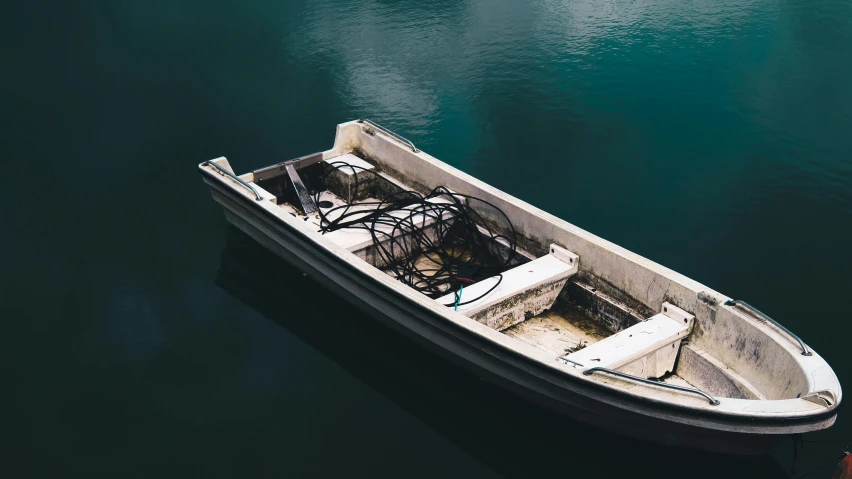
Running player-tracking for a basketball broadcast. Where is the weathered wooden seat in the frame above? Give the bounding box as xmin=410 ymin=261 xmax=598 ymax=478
xmin=565 ymin=302 xmax=694 ymax=378
xmin=436 ymin=245 xmax=579 ymax=331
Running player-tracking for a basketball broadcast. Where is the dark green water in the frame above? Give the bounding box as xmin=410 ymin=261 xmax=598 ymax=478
xmin=4 ymin=1 xmax=851 ymax=477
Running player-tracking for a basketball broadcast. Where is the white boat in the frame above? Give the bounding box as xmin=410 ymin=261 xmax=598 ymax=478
xmin=199 ymin=119 xmax=842 ymax=454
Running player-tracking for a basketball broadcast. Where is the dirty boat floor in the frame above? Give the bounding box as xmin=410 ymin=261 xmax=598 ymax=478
xmin=503 ymin=303 xmax=610 ymax=356
xmin=503 ymin=302 xmax=699 ymax=388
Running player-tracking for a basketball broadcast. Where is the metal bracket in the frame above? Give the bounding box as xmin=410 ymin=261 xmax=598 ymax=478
xmin=549 ymin=244 xmax=579 ymax=269
xmin=661 ymin=302 xmax=695 ymax=327
xmin=557 ymin=357 xmax=585 ymax=368
xmin=285 ymin=163 xmax=318 ymax=215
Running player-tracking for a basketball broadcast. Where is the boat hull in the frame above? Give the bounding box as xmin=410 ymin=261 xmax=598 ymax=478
xmin=203 ymin=177 xmax=835 ymax=455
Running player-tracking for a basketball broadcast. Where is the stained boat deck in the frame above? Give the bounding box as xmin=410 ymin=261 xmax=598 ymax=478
xmin=503 ymin=303 xmax=699 ymax=388
xmin=503 ymin=303 xmax=609 ymax=356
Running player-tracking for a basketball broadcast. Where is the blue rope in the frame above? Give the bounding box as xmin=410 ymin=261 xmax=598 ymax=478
xmin=454 ymin=285 xmax=464 ymax=311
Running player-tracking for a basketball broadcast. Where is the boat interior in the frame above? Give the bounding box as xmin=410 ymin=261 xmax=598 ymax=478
xmin=202 ymin=121 xmax=840 ymax=413
xmin=245 ymin=151 xmax=781 ymax=405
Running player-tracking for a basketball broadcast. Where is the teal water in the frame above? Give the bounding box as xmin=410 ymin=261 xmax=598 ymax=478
xmin=4 ymin=0 xmax=851 ymax=477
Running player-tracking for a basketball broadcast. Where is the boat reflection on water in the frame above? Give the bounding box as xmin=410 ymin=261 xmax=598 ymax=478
xmin=215 ymin=227 xmax=788 ymax=479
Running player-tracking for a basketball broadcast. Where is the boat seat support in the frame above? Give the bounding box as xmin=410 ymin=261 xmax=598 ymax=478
xmin=563 ymin=302 xmax=694 ymax=379
xmin=436 ymin=244 xmax=579 ymax=331
xmin=285 ymin=163 xmax=318 ymax=215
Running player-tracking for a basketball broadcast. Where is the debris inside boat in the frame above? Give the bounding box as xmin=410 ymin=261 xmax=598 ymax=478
xmin=200 ymin=119 xmax=842 ymax=455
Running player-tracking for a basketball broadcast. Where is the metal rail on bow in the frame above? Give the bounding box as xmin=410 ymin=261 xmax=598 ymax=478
xmin=724 ymin=299 xmax=812 ymax=356
xmin=358 ymin=119 xmax=419 ymax=153
xmin=204 ymin=161 xmax=263 ymax=201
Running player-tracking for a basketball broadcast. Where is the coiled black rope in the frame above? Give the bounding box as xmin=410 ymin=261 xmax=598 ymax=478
xmin=314 ymin=161 xmax=517 ymax=307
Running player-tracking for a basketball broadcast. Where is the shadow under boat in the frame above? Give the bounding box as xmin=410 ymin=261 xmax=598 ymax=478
xmin=214 ymin=226 xmax=789 ymax=479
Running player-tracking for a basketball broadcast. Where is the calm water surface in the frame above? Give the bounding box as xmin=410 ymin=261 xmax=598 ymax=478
xmin=4 ymin=0 xmax=851 ymax=477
